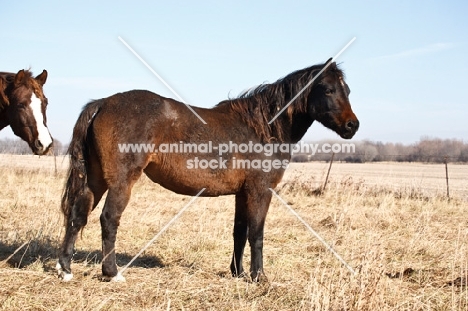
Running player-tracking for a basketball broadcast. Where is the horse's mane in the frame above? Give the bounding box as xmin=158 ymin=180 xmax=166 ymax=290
xmin=217 ymin=62 xmax=344 ymax=143
xmin=0 ymin=88 xmax=7 ymax=111
xmin=0 ymin=70 xmax=44 ymax=111
xmin=0 ymin=73 xmax=14 ymax=111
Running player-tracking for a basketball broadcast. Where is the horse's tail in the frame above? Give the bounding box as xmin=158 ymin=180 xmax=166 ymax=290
xmin=61 ymin=100 xmax=102 ymax=223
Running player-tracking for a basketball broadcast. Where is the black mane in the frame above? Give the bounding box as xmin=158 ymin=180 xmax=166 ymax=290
xmin=217 ymin=62 xmax=344 ymax=142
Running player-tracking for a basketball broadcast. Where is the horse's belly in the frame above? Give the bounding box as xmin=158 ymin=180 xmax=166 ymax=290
xmin=144 ymin=160 xmax=244 ymax=197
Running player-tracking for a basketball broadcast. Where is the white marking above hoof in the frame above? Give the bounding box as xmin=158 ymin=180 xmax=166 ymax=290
xmin=61 ymin=272 xmax=74 ymax=282
xmin=111 ymin=272 xmax=126 ymax=282
xmin=56 ymin=262 xmax=74 ymax=282
xmin=101 ymin=272 xmax=126 ymax=282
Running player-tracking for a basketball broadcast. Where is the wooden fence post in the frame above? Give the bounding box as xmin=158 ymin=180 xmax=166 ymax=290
xmin=444 ymin=157 xmax=450 ymax=199
xmin=322 ymin=152 xmax=335 ymax=192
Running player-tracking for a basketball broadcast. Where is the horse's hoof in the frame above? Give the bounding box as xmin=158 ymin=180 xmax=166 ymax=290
xmin=56 ymin=262 xmax=74 ymax=282
xmin=101 ymin=272 xmax=126 ymax=282
xmin=111 ymin=272 xmax=126 ymax=282
xmin=251 ymin=271 xmax=268 ymax=283
xmin=232 ymin=271 xmax=247 ymax=279
xmin=61 ymin=272 xmax=74 ymax=282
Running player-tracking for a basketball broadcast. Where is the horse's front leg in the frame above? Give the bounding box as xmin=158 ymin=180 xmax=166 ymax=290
xmin=246 ymin=188 xmax=273 ymax=282
xmin=231 ymin=192 xmax=248 ymax=277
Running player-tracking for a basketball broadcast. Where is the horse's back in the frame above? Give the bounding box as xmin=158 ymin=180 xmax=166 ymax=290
xmin=99 ymin=89 xmax=166 ymax=110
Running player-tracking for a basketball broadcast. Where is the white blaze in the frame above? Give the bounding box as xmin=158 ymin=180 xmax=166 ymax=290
xmin=30 ymin=93 xmax=53 ymax=149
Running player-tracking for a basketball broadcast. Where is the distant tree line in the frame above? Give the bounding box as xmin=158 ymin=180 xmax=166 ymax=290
xmin=292 ymin=137 xmax=468 ymax=163
xmin=1 ymin=137 xmax=467 ymax=163
xmin=0 ymin=138 xmax=67 ymax=155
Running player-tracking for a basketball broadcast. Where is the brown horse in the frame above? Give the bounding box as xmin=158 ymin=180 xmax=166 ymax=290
xmin=57 ymin=60 xmax=359 ymax=282
xmin=0 ymin=69 xmax=53 ymax=155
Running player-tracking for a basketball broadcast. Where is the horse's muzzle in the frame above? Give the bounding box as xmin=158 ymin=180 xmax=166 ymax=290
xmin=34 ymin=139 xmax=53 ymax=155
xmin=341 ymin=119 xmax=359 ymax=139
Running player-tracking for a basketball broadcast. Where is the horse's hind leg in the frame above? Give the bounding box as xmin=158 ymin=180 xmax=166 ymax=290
xmin=57 ymin=161 xmax=107 ymax=281
xmin=99 ymin=169 xmax=142 ymax=281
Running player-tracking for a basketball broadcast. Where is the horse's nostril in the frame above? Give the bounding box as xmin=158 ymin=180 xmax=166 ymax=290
xmin=35 ymin=140 xmax=43 ymax=150
xmin=346 ymin=120 xmax=359 ymax=131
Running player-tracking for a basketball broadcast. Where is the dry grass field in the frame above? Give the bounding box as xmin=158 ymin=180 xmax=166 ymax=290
xmin=0 ymin=154 xmax=467 ymax=310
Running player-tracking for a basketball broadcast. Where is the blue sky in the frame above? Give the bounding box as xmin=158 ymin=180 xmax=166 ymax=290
xmin=1 ymin=1 xmax=467 ymax=144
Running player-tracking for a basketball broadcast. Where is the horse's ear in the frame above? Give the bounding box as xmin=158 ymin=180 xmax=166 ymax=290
xmin=14 ymin=69 xmax=26 ymax=86
xmin=35 ymin=69 xmax=48 ymax=86
xmin=325 ymin=58 xmax=337 ymax=70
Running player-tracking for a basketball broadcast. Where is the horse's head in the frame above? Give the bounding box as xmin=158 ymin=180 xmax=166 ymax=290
xmin=1 ymin=70 xmax=53 ymax=155
xmin=309 ymin=61 xmax=359 ymax=139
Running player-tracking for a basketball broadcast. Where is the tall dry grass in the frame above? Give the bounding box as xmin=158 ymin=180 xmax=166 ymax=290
xmin=0 ymin=156 xmax=467 ymax=310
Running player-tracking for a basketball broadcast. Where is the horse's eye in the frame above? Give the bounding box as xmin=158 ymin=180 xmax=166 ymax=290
xmin=325 ymin=89 xmax=333 ymax=96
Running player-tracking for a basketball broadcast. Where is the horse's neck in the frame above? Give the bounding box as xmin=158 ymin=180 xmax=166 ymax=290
xmin=0 ymin=108 xmax=9 ymax=130
xmin=0 ymin=78 xmax=14 ymax=130
xmin=277 ymin=110 xmax=315 ymax=144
